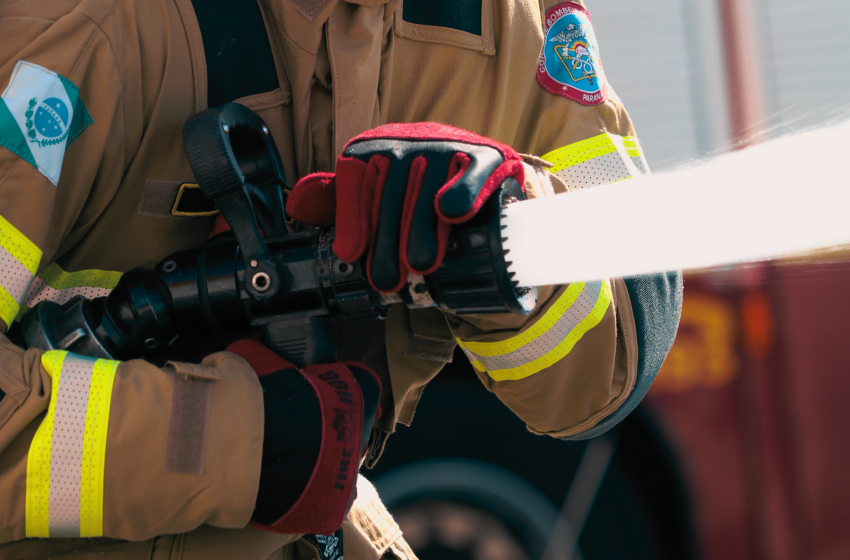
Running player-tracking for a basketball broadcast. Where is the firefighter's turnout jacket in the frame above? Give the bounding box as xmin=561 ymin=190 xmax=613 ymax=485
xmin=0 ymin=0 xmax=682 ymax=557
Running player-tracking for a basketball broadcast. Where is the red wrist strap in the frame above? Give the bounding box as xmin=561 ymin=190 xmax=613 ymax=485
xmin=226 ymin=339 xmax=291 ymax=377
xmin=252 ymin=362 xmax=363 ymax=535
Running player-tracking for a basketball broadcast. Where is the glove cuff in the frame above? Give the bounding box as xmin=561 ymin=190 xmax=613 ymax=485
xmin=226 ymin=339 xmax=294 ymax=376
xmin=286 ymin=172 xmax=337 ymax=227
xmin=253 ymin=362 xmax=364 ymax=535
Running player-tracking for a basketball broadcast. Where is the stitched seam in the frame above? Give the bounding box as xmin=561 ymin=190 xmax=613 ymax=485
xmin=402 ymin=24 xmax=481 ymax=39
xmin=256 ymin=3 xmax=292 ymax=98
xmin=397 ymin=23 xmax=485 ymax=44
xmin=483 ymin=0 xmax=494 ymax=52
xmin=394 ymin=11 xmax=489 ymax=52
xmin=0 ymin=157 xmax=23 ymax=188
xmin=327 ymin=18 xmax=340 ymax=162
xmin=400 ymin=29 xmax=482 ymax=47
xmin=396 ymin=9 xmax=486 ymax=39
xmin=234 ymin=89 xmax=288 ymax=111
xmin=0 ymin=139 xmax=35 ymax=169
xmin=398 ymin=35 xmax=486 ymax=51
xmin=0 ymin=384 xmax=28 ymax=427
xmin=73 ymin=10 xmax=126 ymax=169
xmin=172 ymin=0 xmax=207 ymax=111
xmin=291 ymin=0 xmax=329 ymax=18
xmin=614 ymin=278 xmax=638 ymax=397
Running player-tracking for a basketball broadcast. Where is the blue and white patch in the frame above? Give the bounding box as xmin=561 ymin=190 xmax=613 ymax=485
xmin=0 ymin=61 xmax=92 ymax=186
xmin=537 ymin=2 xmax=608 ymax=106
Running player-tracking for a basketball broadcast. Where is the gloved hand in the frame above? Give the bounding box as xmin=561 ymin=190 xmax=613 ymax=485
xmin=286 ymin=123 xmax=526 ymax=293
xmin=226 ymin=340 xmax=381 ymax=535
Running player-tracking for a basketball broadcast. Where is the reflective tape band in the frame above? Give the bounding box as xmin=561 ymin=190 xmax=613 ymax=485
xmin=622 ymin=136 xmax=650 ymax=175
xmin=544 ymin=134 xmax=618 ymax=170
xmin=0 ymin=245 xmax=36 ymax=302
xmin=458 ymin=281 xmax=613 ymax=382
xmin=16 ymin=263 xmax=123 ymax=322
xmin=0 ymin=214 xmax=42 ymax=326
xmin=0 ymin=215 xmax=40 ymax=272
xmin=0 ymin=287 xmax=20 ymax=331
xmin=542 ymin=133 xmax=650 ymax=190
xmin=26 ymin=351 xmax=119 ymax=538
xmin=24 ymin=263 xmax=123 ymax=307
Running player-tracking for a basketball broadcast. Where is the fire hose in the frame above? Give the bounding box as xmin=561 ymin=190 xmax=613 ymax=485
xmin=20 ymin=103 xmax=536 ymax=365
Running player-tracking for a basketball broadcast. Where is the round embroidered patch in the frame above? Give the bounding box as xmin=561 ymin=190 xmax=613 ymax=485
xmin=537 ymin=2 xmax=608 ymax=106
xmin=34 ymin=97 xmax=69 ymax=139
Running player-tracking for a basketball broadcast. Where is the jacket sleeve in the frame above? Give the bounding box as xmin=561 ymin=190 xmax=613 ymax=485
xmin=446 ymin=157 xmax=683 ymax=440
xmin=383 ymin=0 xmax=683 ymax=439
xmin=0 ymin=9 xmax=264 ymax=543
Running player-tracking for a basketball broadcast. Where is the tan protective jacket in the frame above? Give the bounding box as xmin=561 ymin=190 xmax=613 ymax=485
xmin=0 ymin=0 xmax=653 ymax=557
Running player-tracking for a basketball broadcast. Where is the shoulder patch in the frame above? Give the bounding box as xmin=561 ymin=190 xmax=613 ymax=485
xmin=537 ymin=2 xmax=608 ymax=106
xmin=0 ymin=61 xmax=92 ymax=186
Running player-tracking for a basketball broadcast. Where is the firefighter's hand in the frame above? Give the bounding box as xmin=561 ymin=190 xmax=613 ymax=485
xmin=225 ymin=340 xmax=381 ymax=535
xmin=285 ymin=123 xmax=525 ymax=293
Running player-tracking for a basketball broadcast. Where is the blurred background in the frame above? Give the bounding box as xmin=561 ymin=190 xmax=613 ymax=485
xmin=364 ymin=1 xmax=850 ymax=559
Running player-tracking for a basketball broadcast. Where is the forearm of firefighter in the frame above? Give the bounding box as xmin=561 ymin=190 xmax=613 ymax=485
xmin=448 ymin=280 xmax=622 ymax=437
xmin=0 ymin=334 xmax=264 ymax=543
xmin=449 ymin=271 xmax=682 ymax=439
xmin=447 ymin=158 xmax=682 ymax=438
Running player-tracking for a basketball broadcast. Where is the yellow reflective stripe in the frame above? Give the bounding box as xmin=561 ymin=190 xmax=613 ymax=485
xmin=79 ymin=358 xmax=118 ymax=537
xmin=457 ymin=282 xmax=585 ymax=357
xmin=622 ymin=136 xmax=645 ymax=161
xmin=541 ymin=133 xmax=616 ymax=173
xmin=484 ymin=281 xmax=613 ymax=381
xmin=0 ymin=214 xmax=41 ymax=274
xmin=0 ymin=215 xmax=42 ymax=328
xmin=541 ymin=134 xmax=649 ymax=190
xmin=26 ymin=350 xmax=119 ymax=538
xmin=36 ymin=263 xmax=123 ymax=292
xmin=18 ymin=263 xmax=123 ymax=322
xmin=26 ymin=350 xmax=68 ymax=538
xmin=0 ymin=286 xmax=20 ymax=327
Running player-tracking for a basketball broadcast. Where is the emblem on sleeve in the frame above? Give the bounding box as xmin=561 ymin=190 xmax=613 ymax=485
xmin=537 ymin=2 xmax=608 ymax=106
xmin=0 ymin=61 xmax=93 ymax=186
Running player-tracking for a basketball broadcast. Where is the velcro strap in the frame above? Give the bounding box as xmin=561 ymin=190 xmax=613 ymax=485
xmin=162 ymin=362 xmax=218 ymax=475
xmin=260 ymin=362 xmax=363 ymax=535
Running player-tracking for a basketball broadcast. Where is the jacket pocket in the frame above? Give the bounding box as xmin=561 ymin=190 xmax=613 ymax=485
xmin=394 ymin=0 xmax=496 ymax=55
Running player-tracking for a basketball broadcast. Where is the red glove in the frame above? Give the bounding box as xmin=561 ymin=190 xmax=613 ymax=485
xmin=286 ymin=123 xmax=525 ymax=293
xmin=226 ymin=340 xmax=381 ymax=535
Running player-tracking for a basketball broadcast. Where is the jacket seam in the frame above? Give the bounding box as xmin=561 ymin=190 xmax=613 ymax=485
xmin=0 ymin=366 xmax=31 ymax=431
xmin=0 ymin=157 xmax=23 ymax=190
xmin=396 ymin=27 xmax=485 ymax=50
xmin=172 ymin=0 xmax=207 ymax=112
xmin=73 ymin=10 xmax=127 ymax=171
xmin=394 ymin=0 xmax=495 ymax=54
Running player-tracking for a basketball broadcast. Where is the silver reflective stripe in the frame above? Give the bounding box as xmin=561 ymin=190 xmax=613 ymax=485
xmin=466 ymin=281 xmax=603 ymax=372
xmin=24 ymin=278 xmax=112 ymax=308
xmin=48 ymin=355 xmax=97 ymax=538
xmin=554 ymin=151 xmax=633 ymax=190
xmin=631 ymin=155 xmax=648 ymax=175
xmin=0 ymin=244 xmax=35 ymax=303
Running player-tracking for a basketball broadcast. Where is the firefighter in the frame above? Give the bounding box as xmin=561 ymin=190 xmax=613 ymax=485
xmin=0 ymin=0 xmax=682 ymax=558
